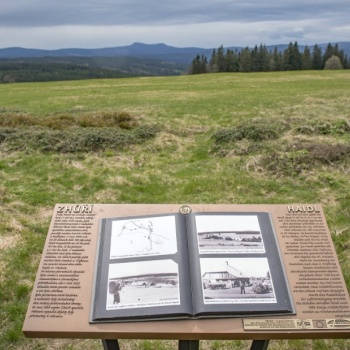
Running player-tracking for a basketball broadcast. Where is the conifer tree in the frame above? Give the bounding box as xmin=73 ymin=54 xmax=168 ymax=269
xmin=200 ymin=55 xmax=208 ymax=73
xmin=217 ymin=45 xmax=227 ymax=72
xmin=312 ymin=44 xmax=323 ymax=70
xmin=283 ymin=42 xmax=302 ymax=70
xmin=209 ymin=49 xmax=218 ymax=72
xmin=250 ymin=45 xmax=259 ymax=72
xmin=258 ymin=44 xmax=270 ymax=71
xmin=301 ymin=46 xmax=313 ymax=70
xmin=239 ymin=48 xmax=252 ymax=72
xmin=190 ymin=54 xmax=207 ymax=74
xmin=226 ymin=49 xmax=239 ymax=72
xmin=271 ymin=47 xmax=283 ymax=71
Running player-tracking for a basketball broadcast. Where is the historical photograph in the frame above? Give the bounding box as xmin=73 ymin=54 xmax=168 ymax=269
xmin=110 ymin=215 xmax=178 ymax=259
xmin=106 ymin=259 xmax=180 ymax=310
xmin=195 ymin=215 xmax=265 ymax=253
xmin=200 ymin=257 xmax=276 ymax=304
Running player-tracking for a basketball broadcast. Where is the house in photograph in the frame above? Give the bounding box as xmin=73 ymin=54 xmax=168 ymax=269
xmin=109 ymin=272 xmax=178 ymax=288
xmin=202 ymin=262 xmax=250 ymax=289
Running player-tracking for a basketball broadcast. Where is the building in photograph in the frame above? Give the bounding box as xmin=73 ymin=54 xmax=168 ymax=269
xmin=202 ymin=262 xmax=250 ymax=289
xmin=109 ymin=273 xmax=178 ymax=287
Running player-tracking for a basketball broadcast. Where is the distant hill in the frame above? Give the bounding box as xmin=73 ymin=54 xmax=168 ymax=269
xmin=0 ymin=42 xmax=213 ymax=65
xmin=0 ymin=42 xmax=349 ymax=65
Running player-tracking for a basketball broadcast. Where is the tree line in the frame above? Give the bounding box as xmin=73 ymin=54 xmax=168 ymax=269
xmin=189 ymin=42 xmax=349 ymax=74
xmin=0 ymin=61 xmax=131 ymax=83
xmin=0 ymin=57 xmax=188 ymax=83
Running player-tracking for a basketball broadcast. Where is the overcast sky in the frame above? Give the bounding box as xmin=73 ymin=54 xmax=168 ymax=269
xmin=1 ymin=0 xmax=349 ymax=49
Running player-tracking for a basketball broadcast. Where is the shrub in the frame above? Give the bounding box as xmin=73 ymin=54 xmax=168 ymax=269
xmin=0 ymin=112 xmax=36 ymax=127
xmin=0 ymin=128 xmax=17 ymax=143
xmin=40 ymin=114 xmax=76 ymax=129
xmin=212 ymin=122 xmax=281 ymax=144
xmin=0 ymin=110 xmax=139 ymax=130
xmin=261 ymin=141 xmax=350 ymax=176
xmin=113 ymin=111 xmax=138 ymax=129
xmin=324 ymin=55 xmax=343 ymax=70
xmin=296 ymin=119 xmax=350 ymax=136
xmin=0 ymin=125 xmax=159 ymax=153
xmin=76 ymin=111 xmax=137 ymax=129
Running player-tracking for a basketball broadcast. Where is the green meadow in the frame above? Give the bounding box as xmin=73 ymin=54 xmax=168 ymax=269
xmin=0 ymin=70 xmax=349 ymax=350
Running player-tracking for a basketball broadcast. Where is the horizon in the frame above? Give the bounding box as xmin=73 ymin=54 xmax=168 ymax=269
xmin=1 ymin=40 xmax=349 ymax=52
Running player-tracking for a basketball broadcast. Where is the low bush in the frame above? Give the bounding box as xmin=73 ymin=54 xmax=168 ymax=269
xmin=212 ymin=120 xmax=283 ymax=144
xmin=213 ymin=125 xmax=278 ymax=143
xmin=261 ymin=141 xmax=350 ymax=176
xmin=40 ymin=114 xmax=76 ymax=129
xmin=296 ymin=119 xmax=350 ymax=136
xmin=0 ymin=110 xmax=139 ymax=130
xmin=0 ymin=111 xmax=36 ymax=127
xmin=211 ymin=119 xmax=286 ymax=158
xmin=0 ymin=125 xmax=159 ymax=153
xmin=0 ymin=128 xmax=17 ymax=143
xmin=75 ymin=111 xmax=137 ymax=129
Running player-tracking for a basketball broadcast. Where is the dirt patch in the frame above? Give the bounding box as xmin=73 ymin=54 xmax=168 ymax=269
xmin=0 ymin=233 xmax=20 ymax=250
xmin=93 ymin=188 xmax=122 ymax=202
xmin=38 ymin=207 xmax=54 ymax=220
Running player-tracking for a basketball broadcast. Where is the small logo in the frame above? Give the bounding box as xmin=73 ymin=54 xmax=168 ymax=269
xmin=296 ymin=320 xmax=312 ymax=329
xmin=313 ymin=320 xmax=327 ymax=329
xmin=179 ymin=205 xmax=192 ymax=215
xmin=327 ymin=319 xmax=350 ymax=328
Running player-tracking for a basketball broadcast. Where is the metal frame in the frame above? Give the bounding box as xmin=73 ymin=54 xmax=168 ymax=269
xmin=102 ymin=339 xmax=120 ymax=350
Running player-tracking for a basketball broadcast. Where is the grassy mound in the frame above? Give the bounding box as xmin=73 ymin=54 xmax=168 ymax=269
xmin=0 ymin=110 xmax=158 ymax=152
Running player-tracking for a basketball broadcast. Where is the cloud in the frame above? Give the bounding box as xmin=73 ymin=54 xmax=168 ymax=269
xmin=1 ymin=0 xmax=350 ymax=27
xmin=0 ymin=0 xmax=350 ymax=49
xmin=1 ymin=19 xmax=347 ymax=50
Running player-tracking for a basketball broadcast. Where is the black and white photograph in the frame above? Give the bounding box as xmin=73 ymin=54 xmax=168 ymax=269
xmin=106 ymin=259 xmax=180 ymax=310
xmin=91 ymin=212 xmax=294 ymax=322
xmin=195 ymin=215 xmax=265 ymax=254
xmin=200 ymin=258 xmax=276 ymax=304
xmin=110 ymin=215 xmax=178 ymax=259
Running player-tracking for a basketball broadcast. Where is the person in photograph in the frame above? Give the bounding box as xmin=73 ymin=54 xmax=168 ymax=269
xmin=109 ymin=280 xmax=123 ymax=304
xmin=240 ymin=280 xmax=246 ymax=294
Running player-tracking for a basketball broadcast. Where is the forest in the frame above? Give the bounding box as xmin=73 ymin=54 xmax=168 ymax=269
xmin=0 ymin=61 xmax=131 ymax=83
xmin=0 ymin=56 xmax=187 ymax=83
xmin=189 ymin=42 xmax=349 ymax=74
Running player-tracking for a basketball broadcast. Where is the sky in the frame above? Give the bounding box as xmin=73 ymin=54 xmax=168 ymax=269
xmin=200 ymin=258 xmax=270 ymax=277
xmin=1 ymin=0 xmax=350 ymax=50
xmin=195 ymin=215 xmax=260 ymax=233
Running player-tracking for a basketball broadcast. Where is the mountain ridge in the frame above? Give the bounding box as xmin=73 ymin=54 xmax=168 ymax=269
xmin=1 ymin=42 xmax=349 ymax=64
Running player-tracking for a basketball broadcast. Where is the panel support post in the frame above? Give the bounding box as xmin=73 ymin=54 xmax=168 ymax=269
xmin=178 ymin=340 xmax=200 ymax=350
xmin=102 ymin=339 xmax=120 ymax=350
xmin=250 ymin=339 xmax=269 ymax=350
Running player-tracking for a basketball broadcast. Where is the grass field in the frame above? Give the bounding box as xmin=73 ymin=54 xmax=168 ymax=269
xmin=0 ymin=70 xmax=349 ymax=350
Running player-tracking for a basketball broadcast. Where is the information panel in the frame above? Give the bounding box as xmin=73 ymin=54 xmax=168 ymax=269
xmin=23 ymin=204 xmax=350 ymax=340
